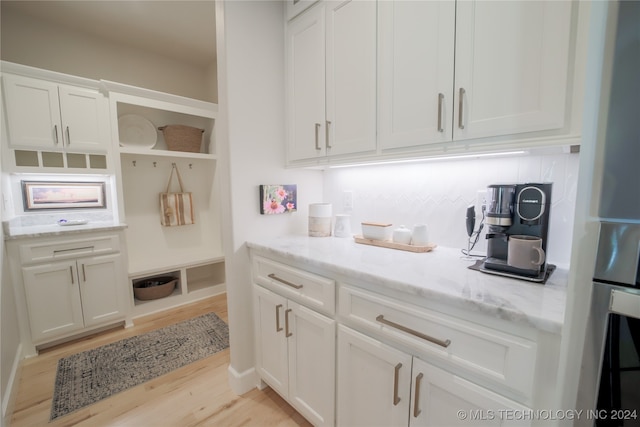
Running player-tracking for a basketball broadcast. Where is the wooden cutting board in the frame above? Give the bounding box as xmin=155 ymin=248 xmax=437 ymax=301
xmin=354 ymin=235 xmax=436 ymax=253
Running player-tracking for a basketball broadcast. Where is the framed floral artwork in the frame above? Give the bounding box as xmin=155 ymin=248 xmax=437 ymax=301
xmin=259 ymin=185 xmax=297 ymax=215
xmin=22 ymin=181 xmax=106 ymax=210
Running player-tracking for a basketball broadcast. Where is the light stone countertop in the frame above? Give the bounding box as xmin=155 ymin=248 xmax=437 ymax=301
xmin=3 ymin=214 xmax=127 ymax=240
xmin=247 ymin=235 xmax=568 ymax=334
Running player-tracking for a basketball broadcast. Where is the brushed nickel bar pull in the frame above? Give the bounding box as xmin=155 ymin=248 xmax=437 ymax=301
xmin=413 ymin=373 xmax=424 ymax=418
xmin=458 ymin=88 xmax=466 ymax=129
xmin=315 ymin=123 xmax=321 ymax=150
xmin=53 ymin=246 xmax=95 ymax=254
xmin=69 ymin=266 xmax=74 ymax=284
xmin=82 ymin=264 xmax=86 ymax=282
xmin=376 ymin=315 xmax=451 ymax=348
xmin=325 ymin=120 xmax=332 ymax=149
xmin=437 ymin=93 xmax=444 ymax=133
xmin=66 ymin=126 xmax=71 ymax=145
xmin=285 ymin=308 xmax=293 ymax=337
xmin=54 ymin=125 xmax=59 ymax=145
xmin=393 ymin=363 xmax=402 ymax=406
xmin=268 ymin=273 xmax=303 ymax=289
xmin=275 ymin=304 xmax=283 ymax=332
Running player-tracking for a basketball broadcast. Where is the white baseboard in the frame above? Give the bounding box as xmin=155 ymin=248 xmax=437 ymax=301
xmin=227 ymin=364 xmax=258 ymax=395
xmin=2 ymin=343 xmax=23 ymax=423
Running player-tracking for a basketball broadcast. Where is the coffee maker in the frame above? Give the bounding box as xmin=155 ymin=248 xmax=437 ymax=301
xmin=480 ymin=183 xmax=552 ymax=282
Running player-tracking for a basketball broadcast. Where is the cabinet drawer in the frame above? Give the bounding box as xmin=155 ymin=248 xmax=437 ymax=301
xmin=20 ymin=235 xmax=121 ymax=265
xmin=252 ymin=255 xmax=335 ymax=315
xmin=339 ymin=285 xmax=537 ymax=397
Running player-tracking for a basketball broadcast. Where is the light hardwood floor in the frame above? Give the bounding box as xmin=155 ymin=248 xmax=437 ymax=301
xmin=10 ymin=294 xmax=312 ymax=427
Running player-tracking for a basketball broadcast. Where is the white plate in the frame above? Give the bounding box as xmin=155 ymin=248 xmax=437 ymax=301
xmin=118 ymin=114 xmax=157 ymax=149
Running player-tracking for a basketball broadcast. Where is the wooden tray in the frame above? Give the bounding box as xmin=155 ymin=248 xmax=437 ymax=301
xmin=354 ymin=235 xmax=436 ymax=253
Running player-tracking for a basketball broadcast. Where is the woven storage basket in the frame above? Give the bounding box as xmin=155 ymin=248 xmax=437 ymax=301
xmin=158 ymin=125 xmax=204 ymax=153
xmin=133 ymin=276 xmax=178 ymax=300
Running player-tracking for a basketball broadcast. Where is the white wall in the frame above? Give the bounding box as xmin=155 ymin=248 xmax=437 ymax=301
xmin=216 ymin=1 xmax=323 ymax=393
xmin=0 ymin=6 xmax=217 ymax=103
xmin=324 ymin=151 xmax=579 ymax=268
xmin=0 ymin=85 xmax=22 ymax=426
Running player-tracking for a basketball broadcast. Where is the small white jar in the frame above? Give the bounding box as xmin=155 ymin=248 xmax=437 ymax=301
xmin=309 ymin=203 xmax=332 ymax=237
xmin=392 ymin=225 xmax=412 ymax=244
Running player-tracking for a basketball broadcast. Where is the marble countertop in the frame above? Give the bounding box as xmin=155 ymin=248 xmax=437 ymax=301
xmin=247 ymin=235 xmax=568 ymax=334
xmin=3 ymin=215 xmax=127 ymax=240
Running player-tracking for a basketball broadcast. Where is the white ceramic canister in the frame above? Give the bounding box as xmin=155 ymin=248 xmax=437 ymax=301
xmin=334 ymin=214 xmax=352 ymax=238
xmin=309 ymin=203 xmax=332 ymax=237
xmin=411 ymin=224 xmax=429 ymax=246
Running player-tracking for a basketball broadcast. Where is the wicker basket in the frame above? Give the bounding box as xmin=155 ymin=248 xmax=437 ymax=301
xmin=133 ymin=276 xmax=178 ymax=301
xmin=158 ymin=125 xmax=204 ymax=153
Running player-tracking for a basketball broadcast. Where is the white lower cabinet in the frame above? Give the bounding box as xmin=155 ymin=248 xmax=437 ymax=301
xmin=254 ymin=284 xmax=335 ymax=426
xmin=250 ymin=252 xmax=554 ymax=427
xmin=337 ymin=325 xmax=531 ymax=427
xmin=337 ymin=324 xmax=412 ymax=426
xmin=22 ymin=253 xmax=126 ymax=343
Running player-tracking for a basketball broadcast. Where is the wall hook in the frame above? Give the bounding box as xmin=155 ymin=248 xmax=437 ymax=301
xmin=189 ymin=163 xmax=193 ymax=169
xmin=172 ymin=162 xmax=177 ymax=167
xmin=133 ymin=160 xmax=136 ymax=167
xmin=153 ymin=161 xmax=157 ymax=168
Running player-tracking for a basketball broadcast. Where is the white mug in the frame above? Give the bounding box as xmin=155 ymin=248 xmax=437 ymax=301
xmin=411 ymin=224 xmax=429 ymax=246
xmin=507 ymin=235 xmax=545 ymax=270
xmin=334 ymin=214 xmax=352 ymax=238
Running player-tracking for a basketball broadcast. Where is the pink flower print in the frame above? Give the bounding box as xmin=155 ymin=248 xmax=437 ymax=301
xmin=264 ymin=199 xmax=285 ymax=214
xmin=277 ymin=188 xmax=287 ymax=200
xmin=286 ymin=202 xmax=296 ymax=211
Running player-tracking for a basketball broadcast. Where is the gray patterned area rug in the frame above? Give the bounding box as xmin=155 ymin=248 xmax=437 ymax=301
xmin=50 ymin=312 xmax=229 ymax=421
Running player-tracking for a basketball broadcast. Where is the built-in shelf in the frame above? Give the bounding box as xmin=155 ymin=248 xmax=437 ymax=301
xmin=129 ymin=257 xmax=225 ymax=317
xmin=105 ymin=78 xmax=224 ymax=319
xmin=119 ymin=147 xmax=216 ymax=160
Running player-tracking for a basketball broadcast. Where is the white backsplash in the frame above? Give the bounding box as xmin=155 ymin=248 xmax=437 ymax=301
xmin=323 ymin=152 xmax=580 ymax=268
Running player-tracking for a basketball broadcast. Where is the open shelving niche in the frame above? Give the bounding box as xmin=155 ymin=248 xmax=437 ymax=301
xmin=104 ymin=81 xmax=225 ymax=317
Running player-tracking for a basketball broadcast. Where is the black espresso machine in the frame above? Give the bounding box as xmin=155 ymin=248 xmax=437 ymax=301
xmin=479 ymin=183 xmax=552 ymax=282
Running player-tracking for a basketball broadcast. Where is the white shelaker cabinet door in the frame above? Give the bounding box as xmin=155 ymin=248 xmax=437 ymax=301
xmin=22 ymin=260 xmax=84 ymax=342
xmin=287 ymin=300 xmax=336 ymax=427
xmin=253 ymin=285 xmax=289 ymax=397
xmin=325 ymin=0 xmax=377 ymax=157
xmin=2 ymin=74 xmax=62 ymax=149
xmin=79 ymin=254 xmax=126 ymax=328
xmin=337 ymin=325 xmax=412 ymax=427
xmin=410 ymin=358 xmax=531 ymax=427
xmin=453 ymin=0 xmax=572 ymax=141
xmin=286 ymin=3 xmax=327 ymax=162
xmin=58 ymin=85 xmax=111 ymax=152
xmin=378 ymin=0 xmax=456 ymax=150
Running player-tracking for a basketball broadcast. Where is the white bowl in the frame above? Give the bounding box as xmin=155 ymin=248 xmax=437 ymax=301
xmin=361 ymin=222 xmax=392 ymax=241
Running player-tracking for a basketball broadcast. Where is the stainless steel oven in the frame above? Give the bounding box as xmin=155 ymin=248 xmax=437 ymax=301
xmin=579 ymin=222 xmax=640 ymax=426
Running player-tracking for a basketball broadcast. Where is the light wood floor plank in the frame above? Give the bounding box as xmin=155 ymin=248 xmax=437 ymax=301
xmin=9 ymin=294 xmax=311 ymax=427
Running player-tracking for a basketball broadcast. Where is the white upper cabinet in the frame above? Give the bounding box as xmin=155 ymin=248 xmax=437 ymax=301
xmin=325 ymin=0 xmax=377 ymax=157
xmin=376 ymin=0 xmax=574 ymax=155
xmin=2 ymin=74 xmax=110 ymax=152
xmin=378 ymin=1 xmax=456 ymax=150
xmin=453 ymin=1 xmax=572 ymax=141
xmin=286 ymin=0 xmax=377 ymax=163
xmin=286 ymin=4 xmax=327 ymax=161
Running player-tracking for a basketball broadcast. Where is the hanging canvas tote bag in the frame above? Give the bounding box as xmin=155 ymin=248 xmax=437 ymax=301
xmin=160 ymin=164 xmax=195 ymax=226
